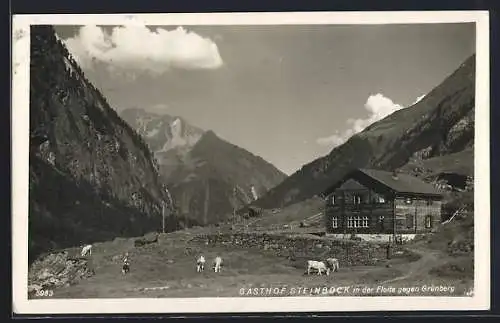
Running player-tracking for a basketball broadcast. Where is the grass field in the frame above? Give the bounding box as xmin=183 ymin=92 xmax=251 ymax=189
xmin=29 ymin=224 xmax=473 ymax=299
xmin=29 ymin=195 xmax=474 ymax=299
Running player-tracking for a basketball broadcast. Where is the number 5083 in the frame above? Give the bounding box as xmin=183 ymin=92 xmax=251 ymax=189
xmin=35 ymin=289 xmax=54 ymax=297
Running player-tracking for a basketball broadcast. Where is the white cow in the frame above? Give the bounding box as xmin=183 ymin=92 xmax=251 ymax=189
xmin=213 ymin=256 xmax=223 ymax=273
xmin=196 ymin=255 xmax=206 ymax=272
xmin=122 ymin=259 xmax=130 ymax=275
xmin=122 ymin=252 xmax=130 ymax=274
xmin=325 ymin=258 xmax=340 ymax=272
xmin=81 ymin=244 xmax=92 ymax=257
xmin=306 ymin=260 xmax=330 ymax=276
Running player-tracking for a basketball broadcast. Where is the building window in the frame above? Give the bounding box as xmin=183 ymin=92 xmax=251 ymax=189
xmin=372 ymin=194 xmax=385 ymax=204
xmin=353 ymin=195 xmax=361 ymax=204
xmin=331 ymin=195 xmax=335 ymax=205
xmin=332 ymin=217 xmax=338 ymax=228
xmin=425 ymin=215 xmax=433 ymax=228
xmin=426 ymin=200 xmax=433 ymax=206
xmin=347 ymin=216 xmax=369 ymax=228
xmin=406 ymin=214 xmax=414 ymax=228
xmin=405 ymin=198 xmax=412 ymax=204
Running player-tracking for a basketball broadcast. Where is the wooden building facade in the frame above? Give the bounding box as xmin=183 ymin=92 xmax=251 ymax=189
xmin=322 ymin=168 xmax=443 ymax=241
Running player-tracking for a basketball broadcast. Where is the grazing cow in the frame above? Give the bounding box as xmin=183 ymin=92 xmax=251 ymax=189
xmin=122 ymin=260 xmax=130 ymax=275
xmin=81 ymin=244 xmax=92 ymax=257
xmin=213 ymin=256 xmax=222 ymax=273
xmin=325 ymin=258 xmax=340 ymax=272
xmin=306 ymin=260 xmax=330 ymax=276
xmin=196 ymin=255 xmax=206 ymax=272
xmin=122 ymin=253 xmax=130 ymax=275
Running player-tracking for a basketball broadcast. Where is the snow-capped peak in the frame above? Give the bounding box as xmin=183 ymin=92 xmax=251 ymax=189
xmin=172 ymin=118 xmax=181 ymax=127
xmin=170 ymin=118 xmax=183 ymax=136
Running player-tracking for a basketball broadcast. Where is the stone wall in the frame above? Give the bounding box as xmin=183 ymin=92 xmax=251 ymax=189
xmin=326 ymin=233 xmax=419 ymax=243
xmin=190 ymin=232 xmax=393 ymax=267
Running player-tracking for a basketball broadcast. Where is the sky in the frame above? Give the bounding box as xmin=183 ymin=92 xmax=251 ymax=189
xmin=54 ymin=23 xmax=475 ymax=175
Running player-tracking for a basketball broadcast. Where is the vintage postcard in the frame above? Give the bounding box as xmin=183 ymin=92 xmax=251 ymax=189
xmin=12 ymin=11 xmax=490 ymax=314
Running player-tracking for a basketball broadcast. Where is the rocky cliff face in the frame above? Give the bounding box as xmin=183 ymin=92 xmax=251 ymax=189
xmin=29 ymin=26 xmax=177 ymax=262
xmin=120 ymin=109 xmax=287 ymax=226
xmin=120 ymin=108 xmax=204 ymax=179
xmin=253 ymin=54 xmax=475 ymax=209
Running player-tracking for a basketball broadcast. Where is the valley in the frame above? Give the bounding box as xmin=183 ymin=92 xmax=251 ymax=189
xmin=26 ymin=24 xmax=476 ymax=301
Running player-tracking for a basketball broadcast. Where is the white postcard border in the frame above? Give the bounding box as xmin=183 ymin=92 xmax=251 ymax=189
xmin=12 ymin=11 xmax=490 ymax=314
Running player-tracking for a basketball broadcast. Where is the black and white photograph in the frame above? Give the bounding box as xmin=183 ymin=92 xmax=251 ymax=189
xmin=12 ymin=11 xmax=490 ymax=314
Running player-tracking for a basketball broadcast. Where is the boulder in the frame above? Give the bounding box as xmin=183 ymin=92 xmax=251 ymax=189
xmin=28 ymin=250 xmax=95 ymax=292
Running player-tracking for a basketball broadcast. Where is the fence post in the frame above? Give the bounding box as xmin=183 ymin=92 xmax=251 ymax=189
xmin=386 ymin=242 xmax=392 ymax=259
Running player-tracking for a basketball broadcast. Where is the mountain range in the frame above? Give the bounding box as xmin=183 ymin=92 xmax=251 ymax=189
xmin=120 ymin=109 xmax=287 ymax=226
xmin=28 ymin=26 xmax=179 ymax=261
xmin=252 ymin=54 xmax=475 ymax=210
xmin=27 ymin=25 xmax=475 ymax=262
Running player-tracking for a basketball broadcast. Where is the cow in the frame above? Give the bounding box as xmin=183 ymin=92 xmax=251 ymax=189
xmin=196 ymin=255 xmax=206 ymax=272
xmin=81 ymin=244 xmax=92 ymax=257
xmin=122 ymin=253 xmax=130 ymax=275
xmin=213 ymin=256 xmax=223 ymax=273
xmin=306 ymin=260 xmax=330 ymax=276
xmin=122 ymin=260 xmax=130 ymax=275
xmin=325 ymin=258 xmax=340 ymax=272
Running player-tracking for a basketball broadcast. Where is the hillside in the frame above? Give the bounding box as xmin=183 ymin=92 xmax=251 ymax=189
xmin=120 ymin=109 xmax=287 ymax=226
xmin=253 ymin=54 xmax=475 ymax=210
xmin=29 ymin=26 xmax=177 ymax=262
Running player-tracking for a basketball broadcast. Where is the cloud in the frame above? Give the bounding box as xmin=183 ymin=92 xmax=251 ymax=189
xmin=316 ymin=93 xmax=404 ymax=148
xmin=62 ymin=25 xmax=223 ymax=74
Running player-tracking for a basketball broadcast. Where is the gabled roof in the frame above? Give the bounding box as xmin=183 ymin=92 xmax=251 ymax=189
xmin=323 ymin=168 xmax=443 ymax=197
xmin=357 ymin=168 xmax=442 ymax=196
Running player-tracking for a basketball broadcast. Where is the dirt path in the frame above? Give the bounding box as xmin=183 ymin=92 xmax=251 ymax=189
xmin=380 ymin=244 xmax=443 ymax=284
